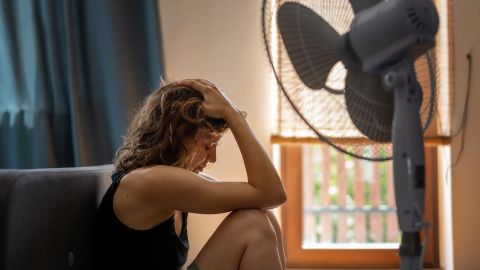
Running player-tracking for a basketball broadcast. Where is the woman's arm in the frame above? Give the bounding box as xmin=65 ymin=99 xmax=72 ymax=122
xmin=223 ymin=109 xmax=286 ymax=206
xmin=120 ymin=165 xmax=283 ymax=214
xmin=182 ymin=78 xmax=286 ymax=206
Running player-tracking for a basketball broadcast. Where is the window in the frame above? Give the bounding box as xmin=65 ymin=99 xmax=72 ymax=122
xmin=277 ymin=144 xmax=439 ymax=268
xmin=268 ymin=0 xmax=453 ymax=268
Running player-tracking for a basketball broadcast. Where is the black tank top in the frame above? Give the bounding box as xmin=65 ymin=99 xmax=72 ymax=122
xmin=92 ymin=171 xmax=189 ymax=270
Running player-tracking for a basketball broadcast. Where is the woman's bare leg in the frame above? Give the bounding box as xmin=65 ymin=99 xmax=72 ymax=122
xmin=263 ymin=210 xmax=286 ymax=270
xmin=193 ymin=209 xmax=283 ymax=270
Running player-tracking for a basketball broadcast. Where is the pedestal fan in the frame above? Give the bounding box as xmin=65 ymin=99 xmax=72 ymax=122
xmin=261 ymin=0 xmax=439 ymax=269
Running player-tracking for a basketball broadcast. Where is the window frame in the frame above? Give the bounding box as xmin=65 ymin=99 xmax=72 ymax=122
xmin=279 ymin=144 xmax=439 ymax=268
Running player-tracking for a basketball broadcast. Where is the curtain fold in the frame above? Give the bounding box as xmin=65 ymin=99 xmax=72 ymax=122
xmin=0 ymin=0 xmax=164 ymax=168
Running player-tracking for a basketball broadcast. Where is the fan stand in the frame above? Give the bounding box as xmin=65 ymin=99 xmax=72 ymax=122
xmin=383 ymin=61 xmax=428 ymax=270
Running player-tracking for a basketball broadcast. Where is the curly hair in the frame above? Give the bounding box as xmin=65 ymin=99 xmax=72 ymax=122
xmin=114 ymin=81 xmax=229 ymax=173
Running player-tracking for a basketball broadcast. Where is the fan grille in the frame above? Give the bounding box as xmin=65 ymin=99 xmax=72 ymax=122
xmin=263 ymin=0 xmax=438 ymax=160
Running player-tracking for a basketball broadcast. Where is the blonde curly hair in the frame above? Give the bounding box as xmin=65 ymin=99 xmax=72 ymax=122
xmin=114 ymin=81 xmax=229 ymax=173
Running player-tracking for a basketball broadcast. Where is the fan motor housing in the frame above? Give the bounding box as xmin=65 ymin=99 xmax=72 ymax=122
xmin=348 ymin=0 xmax=439 ymax=74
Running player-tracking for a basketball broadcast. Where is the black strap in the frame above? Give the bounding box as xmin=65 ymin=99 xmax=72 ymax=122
xmin=111 ymin=171 xmax=126 ymax=184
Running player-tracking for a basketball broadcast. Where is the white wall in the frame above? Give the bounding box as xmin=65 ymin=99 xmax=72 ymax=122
xmin=451 ymin=0 xmax=480 ymax=269
xmin=158 ymin=0 xmax=275 ymax=267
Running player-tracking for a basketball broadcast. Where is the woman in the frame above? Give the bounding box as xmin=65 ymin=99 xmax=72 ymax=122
xmin=93 ymin=79 xmax=287 ymax=270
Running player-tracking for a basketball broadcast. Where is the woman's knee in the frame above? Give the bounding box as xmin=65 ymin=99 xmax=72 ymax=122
xmin=227 ymin=209 xmax=277 ymax=240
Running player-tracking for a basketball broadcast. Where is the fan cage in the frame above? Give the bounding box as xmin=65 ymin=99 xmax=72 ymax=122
xmin=262 ymin=0 xmax=440 ymax=161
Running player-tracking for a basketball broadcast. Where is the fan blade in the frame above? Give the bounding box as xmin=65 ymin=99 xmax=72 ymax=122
xmin=349 ymin=0 xmax=383 ymax=14
xmin=345 ymin=69 xmax=394 ymax=142
xmin=277 ymin=2 xmax=340 ymax=90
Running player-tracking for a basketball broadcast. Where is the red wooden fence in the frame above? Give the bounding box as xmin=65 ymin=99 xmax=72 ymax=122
xmin=302 ymin=145 xmax=400 ymax=246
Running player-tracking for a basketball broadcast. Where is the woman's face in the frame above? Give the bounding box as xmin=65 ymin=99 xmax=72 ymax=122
xmin=184 ymin=133 xmax=221 ymax=173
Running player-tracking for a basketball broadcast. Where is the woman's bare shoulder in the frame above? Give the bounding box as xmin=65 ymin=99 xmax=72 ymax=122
xmin=121 ymin=165 xmax=206 ymax=199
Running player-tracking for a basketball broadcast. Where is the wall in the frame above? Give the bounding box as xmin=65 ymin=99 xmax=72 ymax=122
xmin=451 ymin=0 xmax=480 ymax=269
xmin=158 ymin=0 xmax=275 ymax=267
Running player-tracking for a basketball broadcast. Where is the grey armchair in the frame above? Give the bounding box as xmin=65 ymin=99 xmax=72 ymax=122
xmin=0 ymin=165 xmax=113 ymax=270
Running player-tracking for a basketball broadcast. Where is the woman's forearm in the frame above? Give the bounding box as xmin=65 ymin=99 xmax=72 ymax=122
xmin=224 ymin=110 xmax=286 ymax=205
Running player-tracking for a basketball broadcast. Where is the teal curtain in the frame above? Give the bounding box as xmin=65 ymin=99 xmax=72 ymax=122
xmin=0 ymin=0 xmax=164 ymax=168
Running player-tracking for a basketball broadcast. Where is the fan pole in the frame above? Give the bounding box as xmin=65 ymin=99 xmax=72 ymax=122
xmin=383 ymin=62 xmax=428 ymax=270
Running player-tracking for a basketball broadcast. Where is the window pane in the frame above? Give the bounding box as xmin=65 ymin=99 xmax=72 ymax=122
xmin=302 ymin=144 xmax=401 ymax=248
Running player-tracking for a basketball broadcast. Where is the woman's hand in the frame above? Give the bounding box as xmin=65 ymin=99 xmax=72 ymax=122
xmin=177 ymin=79 xmax=240 ymax=119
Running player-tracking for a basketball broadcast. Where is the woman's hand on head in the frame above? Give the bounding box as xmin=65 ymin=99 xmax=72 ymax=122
xmin=177 ymin=79 xmax=239 ymax=119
